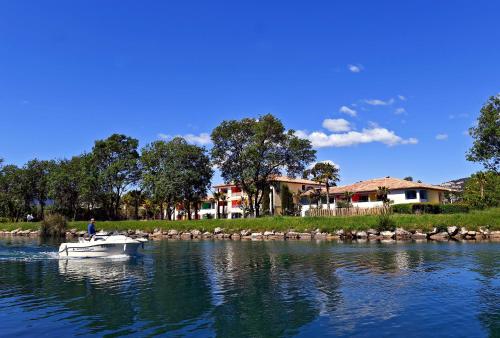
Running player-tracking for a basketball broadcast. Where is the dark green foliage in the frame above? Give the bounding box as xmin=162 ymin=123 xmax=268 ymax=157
xmin=377 ymin=214 xmax=395 ymax=232
xmin=463 ymin=171 xmax=500 ymax=209
xmin=211 ymin=114 xmax=316 ymax=217
xmin=280 ymin=184 xmax=294 ymax=215
xmin=40 ymin=213 xmax=67 ymax=238
xmin=392 ymin=203 xmax=470 ymax=214
xmin=303 ymin=161 xmax=339 ymax=209
xmin=466 ymin=95 xmax=500 ymax=172
xmin=440 ymin=204 xmax=470 ymax=214
xmin=391 ymin=204 xmax=413 ymax=214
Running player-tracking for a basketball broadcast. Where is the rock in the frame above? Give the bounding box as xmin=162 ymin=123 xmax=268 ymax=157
xmin=366 ymin=229 xmax=378 ymax=235
xmin=428 ymin=227 xmax=438 ymax=235
xmin=395 ymin=228 xmax=411 ymax=239
xmin=286 ymin=231 xmax=299 ymax=239
xmin=298 ymin=233 xmax=312 ymax=240
xmin=180 ymin=232 xmax=193 ymax=240
xmin=240 ymin=229 xmax=251 ymax=236
xmin=214 ymin=227 xmax=223 ymax=234
xmin=263 ymin=231 xmax=274 ymax=237
xmin=479 ymin=227 xmax=490 ymax=236
xmin=467 ymin=231 xmax=477 ymax=236
xmin=335 ymin=229 xmax=344 ymax=236
xmin=460 ymin=227 xmax=468 ymax=236
xmin=223 ymin=233 xmax=232 ymax=238
xmin=369 ymin=234 xmax=382 ymax=240
xmin=251 ymin=232 xmax=263 ymax=239
xmin=314 ymin=233 xmax=327 ymax=240
xmin=202 ymin=231 xmax=213 ymax=239
xmin=490 ymin=231 xmax=500 ymax=238
xmin=429 ymin=232 xmax=448 ymax=240
xmin=326 ymin=234 xmax=340 ymax=240
xmin=70 ymin=228 xmax=77 ymax=235
xmin=231 ymin=233 xmax=241 ymax=240
xmin=167 ymin=229 xmax=178 ymax=236
xmin=11 ymin=229 xmax=21 ymax=235
xmin=191 ymin=229 xmax=201 ymax=237
xmin=447 ymin=226 xmax=459 ymax=236
xmin=76 ymin=230 xmax=87 ymax=237
xmin=356 ymin=231 xmax=367 ymax=238
xmin=411 ymin=232 xmax=427 ymax=239
xmin=30 ymin=230 xmax=40 ymax=236
xmin=19 ymin=230 xmax=31 ymax=236
xmin=380 ymin=231 xmax=395 ymax=238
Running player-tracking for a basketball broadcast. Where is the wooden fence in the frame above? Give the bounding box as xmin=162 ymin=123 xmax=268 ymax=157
xmin=305 ymin=207 xmax=384 ymax=217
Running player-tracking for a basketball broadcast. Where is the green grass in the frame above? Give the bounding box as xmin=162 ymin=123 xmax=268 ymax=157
xmin=1 ymin=208 xmax=499 ymax=233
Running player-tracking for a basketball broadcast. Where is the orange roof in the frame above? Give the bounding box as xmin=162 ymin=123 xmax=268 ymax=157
xmin=213 ymin=176 xmax=323 ymax=188
xmin=302 ymin=176 xmax=450 ymax=196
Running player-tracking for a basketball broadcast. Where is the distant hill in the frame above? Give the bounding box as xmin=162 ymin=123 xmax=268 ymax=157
xmin=439 ymin=178 xmax=469 ymax=192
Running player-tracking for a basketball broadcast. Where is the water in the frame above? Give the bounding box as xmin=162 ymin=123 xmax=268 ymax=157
xmin=0 ymin=237 xmax=498 ymax=337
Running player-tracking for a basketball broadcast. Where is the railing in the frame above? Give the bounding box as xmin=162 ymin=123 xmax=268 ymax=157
xmin=305 ymin=207 xmax=384 ymax=217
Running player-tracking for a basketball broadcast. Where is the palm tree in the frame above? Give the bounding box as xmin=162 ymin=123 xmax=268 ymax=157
xmin=343 ymin=191 xmax=354 ymax=209
xmin=304 ymin=162 xmax=340 ymax=210
xmin=376 ymin=186 xmax=391 ymax=214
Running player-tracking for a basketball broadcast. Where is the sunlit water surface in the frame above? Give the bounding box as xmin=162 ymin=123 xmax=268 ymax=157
xmin=0 ymin=237 xmax=498 ymax=337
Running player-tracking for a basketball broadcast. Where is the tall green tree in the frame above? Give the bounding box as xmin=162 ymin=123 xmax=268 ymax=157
xmin=0 ymin=165 xmax=31 ymax=221
xmin=48 ymin=156 xmax=86 ymax=220
xmin=303 ymin=162 xmax=339 ymax=209
xmin=211 ymin=114 xmax=316 ymax=217
xmin=24 ymin=159 xmax=54 ymax=219
xmin=92 ymin=134 xmax=140 ymax=219
xmin=141 ymin=137 xmax=212 ymax=221
xmin=463 ymin=171 xmax=500 ymax=209
xmin=466 ymin=95 xmax=500 ymax=172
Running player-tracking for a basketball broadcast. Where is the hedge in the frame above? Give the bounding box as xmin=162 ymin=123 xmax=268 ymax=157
xmin=392 ymin=203 xmax=469 ymax=214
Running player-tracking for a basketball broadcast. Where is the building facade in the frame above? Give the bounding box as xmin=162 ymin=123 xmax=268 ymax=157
xmin=300 ymin=176 xmax=450 ymax=216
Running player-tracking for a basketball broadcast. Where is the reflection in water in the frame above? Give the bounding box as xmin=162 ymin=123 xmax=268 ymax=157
xmin=0 ymin=238 xmax=498 ymax=337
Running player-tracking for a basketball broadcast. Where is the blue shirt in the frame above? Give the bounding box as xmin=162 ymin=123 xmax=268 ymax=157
xmin=88 ymin=223 xmax=96 ymax=235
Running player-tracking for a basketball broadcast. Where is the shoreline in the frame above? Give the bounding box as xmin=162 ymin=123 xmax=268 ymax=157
xmin=2 ymin=226 xmax=500 ymax=242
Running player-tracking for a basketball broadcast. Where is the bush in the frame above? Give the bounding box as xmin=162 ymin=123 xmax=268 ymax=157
xmin=0 ymin=217 xmax=9 ymax=223
xmin=440 ymin=204 xmax=470 ymax=214
xmin=377 ymin=214 xmax=395 ymax=232
xmin=41 ymin=213 xmax=67 ymax=238
xmin=391 ymin=204 xmax=412 ymax=214
xmin=391 ymin=203 xmax=469 ymax=214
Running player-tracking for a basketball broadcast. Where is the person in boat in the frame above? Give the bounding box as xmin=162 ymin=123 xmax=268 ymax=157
xmin=87 ymin=218 xmax=96 ymax=237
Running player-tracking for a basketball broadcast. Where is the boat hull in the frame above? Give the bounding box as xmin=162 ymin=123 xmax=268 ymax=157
xmin=59 ymin=242 xmax=142 ymax=258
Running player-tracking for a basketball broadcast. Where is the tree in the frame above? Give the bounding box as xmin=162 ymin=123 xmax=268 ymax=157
xmin=48 ymin=156 xmax=85 ymax=220
xmin=0 ymin=165 xmax=31 ymax=221
xmin=141 ymin=137 xmax=212 ymax=221
xmin=211 ymin=114 xmax=316 ymax=217
xmin=122 ymin=190 xmax=144 ymax=220
xmin=303 ymin=162 xmax=339 ymax=209
xmin=342 ymin=191 xmax=354 ymax=209
xmin=463 ymin=171 xmax=500 ymax=209
xmin=92 ymin=134 xmax=140 ymax=219
xmin=466 ymin=95 xmax=500 ymax=172
xmin=403 ymin=176 xmax=413 ymax=181
xmin=212 ymin=190 xmax=226 ymax=219
xmin=24 ymin=159 xmax=54 ymax=219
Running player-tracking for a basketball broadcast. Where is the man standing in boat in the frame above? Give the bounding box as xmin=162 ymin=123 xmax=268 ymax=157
xmin=87 ymin=218 xmax=96 ymax=237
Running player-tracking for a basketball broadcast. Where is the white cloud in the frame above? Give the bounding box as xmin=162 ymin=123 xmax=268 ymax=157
xmin=322 ymin=118 xmax=351 ymax=132
xmin=394 ymin=108 xmax=406 ymax=115
xmin=339 ymin=105 xmax=357 ymax=117
xmin=462 ymin=130 xmax=469 ymax=136
xmin=435 ymin=133 xmax=448 ymax=141
xmin=308 ymin=160 xmax=340 ymax=169
xmin=398 ymin=95 xmax=406 ymax=101
xmin=348 ymin=64 xmax=363 ymax=73
xmin=158 ymin=132 xmax=212 ymax=145
xmin=449 ymin=113 xmax=469 ymax=120
xmin=365 ymin=98 xmax=395 ymax=106
xmin=298 ymin=127 xmax=418 ymax=148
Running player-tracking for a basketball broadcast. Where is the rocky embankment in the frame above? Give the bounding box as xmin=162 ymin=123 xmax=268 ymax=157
xmin=2 ymin=226 xmax=500 ymax=241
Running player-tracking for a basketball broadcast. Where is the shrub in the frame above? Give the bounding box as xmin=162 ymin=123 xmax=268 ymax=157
xmin=392 ymin=204 xmax=413 ymax=214
xmin=440 ymin=204 xmax=470 ymax=214
xmin=377 ymin=214 xmax=395 ymax=232
xmin=0 ymin=217 xmax=9 ymax=223
xmin=41 ymin=213 xmax=67 ymax=238
xmin=412 ymin=203 xmax=441 ymax=214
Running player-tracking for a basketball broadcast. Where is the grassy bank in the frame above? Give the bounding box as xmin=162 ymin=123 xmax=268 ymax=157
xmin=1 ymin=208 xmax=499 ymax=233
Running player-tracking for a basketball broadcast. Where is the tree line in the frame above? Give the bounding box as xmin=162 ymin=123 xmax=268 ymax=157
xmin=0 ymin=114 xmax=317 ymax=222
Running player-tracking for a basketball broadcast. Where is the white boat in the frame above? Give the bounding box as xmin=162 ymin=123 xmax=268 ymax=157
xmin=58 ymin=232 xmax=147 ymax=258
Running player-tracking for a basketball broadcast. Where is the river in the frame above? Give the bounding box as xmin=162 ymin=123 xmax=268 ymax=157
xmin=0 ymin=237 xmax=498 ymax=337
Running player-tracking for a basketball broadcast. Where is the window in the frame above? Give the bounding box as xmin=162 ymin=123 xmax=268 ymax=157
xmin=201 ymin=202 xmax=212 ymax=210
xmin=420 ymin=190 xmax=428 ymax=200
xmin=358 ymin=195 xmax=369 ymax=202
xmin=405 ymin=190 xmax=417 ymax=200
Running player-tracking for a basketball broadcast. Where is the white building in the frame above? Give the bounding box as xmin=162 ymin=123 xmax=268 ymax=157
xmin=300 ymin=176 xmax=450 ymax=216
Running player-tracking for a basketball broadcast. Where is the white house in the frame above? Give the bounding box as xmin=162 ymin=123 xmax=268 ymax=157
xmin=300 ymin=176 xmax=450 ymax=216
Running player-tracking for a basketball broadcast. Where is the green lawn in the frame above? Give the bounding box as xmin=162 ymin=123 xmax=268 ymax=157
xmin=1 ymin=208 xmax=499 ymax=233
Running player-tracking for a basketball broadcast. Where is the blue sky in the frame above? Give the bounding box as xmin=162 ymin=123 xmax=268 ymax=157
xmin=1 ymin=0 xmax=499 ymax=185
